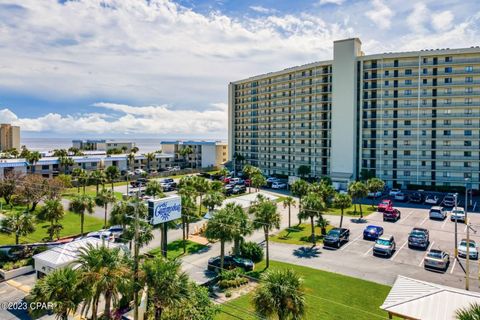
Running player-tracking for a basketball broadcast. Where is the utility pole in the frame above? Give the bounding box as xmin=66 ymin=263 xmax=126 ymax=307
xmin=133 ymin=181 xmax=142 ymax=320
xmin=454 ymin=194 xmax=458 ymax=258
xmin=465 ymin=178 xmax=470 ymax=221
xmin=466 ymin=218 xmax=470 ymax=291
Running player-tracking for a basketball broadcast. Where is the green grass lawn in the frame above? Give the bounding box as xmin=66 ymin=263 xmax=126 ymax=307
xmin=325 ymin=204 xmax=377 ymax=217
xmin=270 ymin=223 xmax=334 ymax=245
xmin=216 ymin=260 xmax=391 ymax=320
xmin=0 ymin=199 xmax=104 ymax=245
xmin=62 ymin=188 xmax=123 ymax=201
xmin=148 ymin=239 xmax=207 ymax=260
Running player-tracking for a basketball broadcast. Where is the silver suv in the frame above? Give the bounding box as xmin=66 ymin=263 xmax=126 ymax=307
xmin=373 ymin=235 xmax=396 ymax=257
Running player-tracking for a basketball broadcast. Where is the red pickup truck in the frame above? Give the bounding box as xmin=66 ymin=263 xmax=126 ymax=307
xmin=383 ymin=208 xmax=401 ymax=222
xmin=377 ymin=200 xmax=393 ymax=212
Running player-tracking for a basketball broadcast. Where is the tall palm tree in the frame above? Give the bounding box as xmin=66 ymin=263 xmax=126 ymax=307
xmin=242 ymin=165 xmax=261 ymax=193
xmin=127 ymin=153 xmax=136 ymax=172
xmin=131 ymin=146 xmax=139 ymax=154
xmin=282 ymin=196 xmax=296 ymax=229
xmin=39 ymin=199 xmax=65 ymax=241
xmin=59 ymin=155 xmax=75 ymax=175
xmin=95 ymin=188 xmax=117 ymax=228
xmin=89 ymin=170 xmax=106 ymax=195
xmin=104 ymin=165 xmax=120 ymax=191
xmin=456 ymin=302 xmax=480 ymax=320
xmin=250 ymin=196 xmax=280 ymax=268
xmin=69 ymin=194 xmax=95 ymax=236
xmin=298 ymin=192 xmax=326 ymax=245
xmin=142 ymin=257 xmax=189 ymax=319
xmin=0 ymin=211 xmax=36 ymax=245
xmin=77 ymin=244 xmax=130 ymax=320
xmin=230 ymin=203 xmax=252 ymax=256
xmin=179 ymin=146 xmax=194 ymax=169
xmin=202 ymin=190 xmax=224 ymax=212
xmin=178 ymin=182 xmax=198 ymax=241
xmin=291 ymin=179 xmax=309 ymax=222
xmin=348 ymin=181 xmax=368 ymax=219
xmin=205 ymin=207 xmax=237 ymax=270
xmin=77 ymin=169 xmax=89 ymax=194
xmin=71 ymin=168 xmax=84 ymax=193
xmin=26 ymin=151 xmax=41 ymax=174
xmin=145 ymin=152 xmax=156 ymax=173
xmin=367 ymin=177 xmax=385 ymax=207
xmin=193 ymin=176 xmax=210 ymax=216
xmin=253 ymin=269 xmax=305 ymax=320
xmin=30 ymin=267 xmax=84 ymax=320
xmin=333 ymin=193 xmax=352 ymax=228
xmin=251 ymin=173 xmax=266 ymax=192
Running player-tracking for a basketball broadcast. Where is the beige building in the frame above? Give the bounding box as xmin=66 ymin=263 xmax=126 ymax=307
xmin=72 ymin=139 xmax=136 ymax=153
xmin=229 ymin=38 xmax=480 ymax=190
xmin=161 ymin=141 xmax=228 ymax=169
xmin=0 ymin=124 xmax=20 ymax=152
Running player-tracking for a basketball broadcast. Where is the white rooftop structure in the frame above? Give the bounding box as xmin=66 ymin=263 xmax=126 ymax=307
xmin=221 ymin=192 xmax=278 ymax=209
xmin=381 ymin=276 xmax=480 ymax=320
xmin=33 ymin=237 xmax=124 ymax=276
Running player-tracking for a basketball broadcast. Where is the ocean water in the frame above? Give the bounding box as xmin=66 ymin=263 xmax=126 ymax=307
xmin=21 ymin=137 xmax=163 ymax=153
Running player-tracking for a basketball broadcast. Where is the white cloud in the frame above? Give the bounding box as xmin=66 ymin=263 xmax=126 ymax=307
xmin=317 ymin=0 xmax=344 ymax=5
xmin=365 ymin=0 xmax=394 ymax=29
xmin=406 ymin=3 xmax=429 ymax=33
xmin=432 ymin=10 xmax=454 ymax=31
xmin=249 ymin=5 xmax=277 ymax=14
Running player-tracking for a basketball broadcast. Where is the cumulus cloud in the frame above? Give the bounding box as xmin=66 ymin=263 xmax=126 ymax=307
xmin=432 ymin=10 xmax=454 ymax=31
xmin=317 ymin=0 xmax=344 ymax=5
xmin=249 ymin=6 xmax=277 ymax=14
xmin=406 ymin=3 xmax=429 ymax=33
xmin=0 ymin=102 xmax=227 ymax=136
xmin=365 ymin=0 xmax=394 ymax=29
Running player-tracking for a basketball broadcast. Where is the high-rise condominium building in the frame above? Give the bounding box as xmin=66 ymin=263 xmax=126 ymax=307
xmin=228 ymin=38 xmax=480 ymax=190
xmin=0 ymin=124 xmax=20 ymax=152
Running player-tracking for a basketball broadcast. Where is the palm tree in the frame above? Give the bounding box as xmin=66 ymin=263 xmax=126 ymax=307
xmin=253 ymin=269 xmax=305 ymax=320
xmin=89 ymin=170 xmax=106 ymax=195
xmin=30 ymin=267 xmax=84 ymax=320
xmin=104 ymin=165 xmax=120 ymax=191
xmin=282 ymin=196 xmax=296 ymax=229
xmin=291 ymin=179 xmax=309 ymax=223
xmin=77 ymin=244 xmax=130 ymax=320
xmin=456 ymin=302 xmax=480 ymax=320
xmin=39 ymin=199 xmax=65 ymax=240
xmin=145 ymin=180 xmax=164 ymax=199
xmin=145 ymin=152 xmax=156 ymax=173
xmin=367 ymin=177 xmax=385 ymax=207
xmin=69 ymin=194 xmax=95 ymax=236
xmin=348 ymin=181 xmax=368 ymax=219
xmin=71 ymin=168 xmax=84 ymax=193
xmin=251 ymin=173 xmax=266 ymax=192
xmin=127 ymin=153 xmax=136 ymax=172
xmin=95 ymin=188 xmax=117 ymax=228
xmin=202 ymin=190 xmax=224 ymax=212
xmin=179 ymin=146 xmax=194 ymax=169
xmin=59 ymin=155 xmax=74 ymax=175
xmin=242 ymin=165 xmax=261 ymax=193
xmin=77 ymin=169 xmax=89 ymax=194
xmin=250 ymin=196 xmax=280 ymax=268
xmin=131 ymin=146 xmax=139 ymax=154
xmin=26 ymin=151 xmax=41 ymax=174
xmin=193 ymin=176 xmax=210 ymax=216
xmin=142 ymin=257 xmax=189 ymax=319
xmin=316 ymin=216 xmax=330 ymax=237
xmin=298 ymin=192 xmax=325 ymax=245
xmin=0 ymin=211 xmax=36 ymax=245
xmin=178 ymin=183 xmax=198 ymax=241
xmin=333 ymin=193 xmax=352 ymax=228
xmin=204 ymin=207 xmax=237 ymax=270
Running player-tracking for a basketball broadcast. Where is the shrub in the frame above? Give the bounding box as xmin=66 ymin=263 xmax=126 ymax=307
xmin=0 ymin=258 xmax=32 ymax=271
xmin=240 ymin=241 xmax=264 ymax=263
xmin=218 ymin=268 xmax=248 ymax=289
xmin=225 ymin=290 xmax=232 ymax=298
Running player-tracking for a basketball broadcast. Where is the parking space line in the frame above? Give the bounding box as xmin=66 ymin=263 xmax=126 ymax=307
xmin=464 ymin=225 xmax=468 ymax=233
xmin=450 ymin=258 xmax=457 ymax=274
xmin=340 ymin=234 xmax=362 ymax=251
xmin=441 ymin=218 xmax=448 ymax=229
xmin=363 ymin=246 xmax=373 ymax=256
xmin=404 ymin=210 xmax=415 ymax=221
xmin=418 ymin=241 xmax=435 ymax=267
xmin=420 ymin=216 xmax=428 ymax=226
xmin=391 ymin=240 xmax=408 ymax=261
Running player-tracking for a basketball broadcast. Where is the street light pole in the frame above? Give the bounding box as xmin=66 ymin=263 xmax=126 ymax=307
xmin=454 ymin=194 xmax=458 ymax=258
xmin=465 ymin=178 xmax=470 ymax=221
xmin=466 ymin=218 xmax=471 ymax=291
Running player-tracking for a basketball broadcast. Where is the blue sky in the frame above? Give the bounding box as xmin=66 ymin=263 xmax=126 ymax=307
xmin=1 ymin=0 xmax=479 ymax=138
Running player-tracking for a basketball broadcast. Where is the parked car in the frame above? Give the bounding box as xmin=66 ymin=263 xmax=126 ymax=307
xmin=87 ymin=230 xmax=114 ymax=242
xmin=443 ymin=193 xmax=458 ymax=207
xmin=266 ymin=177 xmax=279 ymax=183
xmin=323 ymin=228 xmax=350 ymax=248
xmin=244 ymin=178 xmax=251 ymax=186
xmin=429 ymin=206 xmax=447 ymax=220
xmin=409 ymin=192 xmax=423 ymax=203
xmin=424 ymin=249 xmax=450 ymax=271
xmin=383 ymin=207 xmax=401 ymax=222
xmin=134 ymin=168 xmax=146 ymax=175
xmin=232 ymin=185 xmax=246 ymax=194
xmin=389 ymin=189 xmax=401 ymax=197
xmin=363 ymin=225 xmax=384 ymax=240
xmin=458 ymin=239 xmax=478 ymax=260
xmin=223 ymin=184 xmax=235 ymax=196
xmin=408 ymin=228 xmax=429 ymax=250
xmin=108 ymin=225 xmax=124 ymax=239
xmin=425 ymin=194 xmax=439 ymax=205
xmin=377 ymin=200 xmax=393 ymax=212
xmin=394 ymin=192 xmax=407 ymax=202
xmin=450 ymin=207 xmax=466 ymax=223
xmin=160 ymin=182 xmax=175 ymax=192
xmin=367 ymin=190 xmax=383 ymax=198
xmin=162 ymin=178 xmax=177 ymax=188
xmin=272 ymin=181 xmax=287 ymax=189
xmin=207 ymin=256 xmax=254 ymax=272
xmin=131 ymin=178 xmax=148 ymax=188
xmin=373 ymin=235 xmax=396 ymax=257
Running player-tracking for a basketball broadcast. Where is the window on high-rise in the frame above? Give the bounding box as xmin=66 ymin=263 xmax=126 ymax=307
xmin=405 ymin=79 xmax=412 ymax=85
xmin=444 ymin=88 xmax=452 ymax=94
xmin=466 ymin=87 xmax=473 ymax=93
xmin=444 ymin=99 xmax=452 ymax=105
xmin=445 ymin=67 xmax=452 ymax=73
xmin=466 ymin=77 xmax=473 ymax=83
xmin=422 ymin=78 xmax=428 ymax=84
xmin=405 ymin=90 xmax=412 ymax=95
xmin=405 ymin=69 xmax=412 ymax=75
xmin=444 ymin=119 xmax=451 ymax=125
xmin=443 ymin=161 xmax=450 ymax=167
xmin=464 ymin=162 xmax=472 ymax=168
xmin=385 ymin=70 xmax=389 ymax=76
xmin=404 ymin=150 xmax=411 ymax=155
xmin=384 ymin=80 xmax=389 ymax=86
xmin=465 ymin=173 xmax=472 ymax=178
xmin=465 ymin=66 xmax=473 ymax=72
xmin=404 ymin=130 xmax=411 ymax=136
xmin=423 ymin=68 xmax=428 ymax=74
xmin=405 ymin=120 xmax=411 ymax=125
xmin=423 ymin=58 xmax=428 ymax=64
xmin=445 ymin=56 xmax=452 ymax=62
xmin=444 ymin=78 xmax=452 ymax=84
xmin=465 ymin=119 xmax=472 ymax=125
xmin=465 ymin=98 xmax=473 ymax=104
xmin=465 ymin=141 xmax=472 ymax=146
xmin=464 ymin=151 xmax=472 ymax=157
xmin=465 ymin=130 xmax=472 ymax=136
xmin=443 ymin=130 xmax=451 ymax=136
xmin=443 ymin=140 xmax=450 ymax=146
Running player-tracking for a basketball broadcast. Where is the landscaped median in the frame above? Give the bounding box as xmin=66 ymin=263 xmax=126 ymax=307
xmin=215 ymin=260 xmax=391 ymax=320
xmin=147 ymin=239 xmax=208 ymax=260
xmin=269 ymin=224 xmax=334 ymax=245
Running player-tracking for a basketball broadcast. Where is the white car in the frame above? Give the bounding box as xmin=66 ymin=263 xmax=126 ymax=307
xmin=458 ymin=239 xmax=478 ymax=259
xmin=87 ymin=230 xmax=114 ymax=242
xmin=108 ymin=225 xmax=124 ymax=239
xmin=424 ymin=195 xmax=439 ymax=205
xmin=368 ymin=191 xmax=382 ymax=198
xmin=134 ymin=169 xmax=146 ymax=175
xmin=267 ymin=177 xmax=279 ymax=183
xmin=429 ymin=206 xmax=447 ymax=220
xmin=389 ymin=189 xmax=401 ymax=197
xmin=272 ymin=181 xmax=287 ymax=189
xmin=450 ymin=207 xmax=466 ymax=223
xmin=394 ymin=193 xmax=407 ymax=201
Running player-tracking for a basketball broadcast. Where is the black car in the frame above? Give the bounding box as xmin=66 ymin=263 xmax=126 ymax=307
xmin=130 ymin=178 xmax=149 ymax=188
xmin=443 ymin=193 xmax=458 ymax=207
xmin=408 ymin=228 xmax=429 ymax=250
xmin=207 ymin=256 xmax=254 ymax=272
xmin=323 ymin=228 xmax=350 ymax=248
xmin=232 ymin=185 xmax=246 ymax=194
xmin=410 ymin=192 xmax=423 ymax=203
xmin=162 ymin=178 xmax=177 ymax=188
xmin=223 ymin=184 xmax=235 ymax=195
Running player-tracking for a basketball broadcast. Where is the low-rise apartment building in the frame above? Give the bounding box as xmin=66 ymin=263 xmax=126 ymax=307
xmin=0 ymin=124 xmax=20 ymax=151
xmin=229 ymin=38 xmax=480 ymax=190
xmin=160 ymin=140 xmax=228 ymax=169
xmin=72 ymin=139 xmax=136 ymax=153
